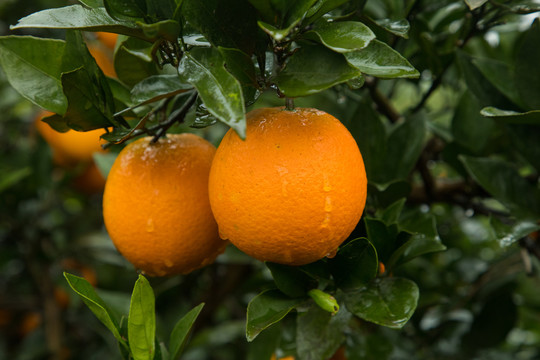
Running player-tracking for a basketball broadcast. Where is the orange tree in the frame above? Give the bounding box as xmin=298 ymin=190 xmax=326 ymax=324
xmin=1 ymin=0 xmax=540 ymax=359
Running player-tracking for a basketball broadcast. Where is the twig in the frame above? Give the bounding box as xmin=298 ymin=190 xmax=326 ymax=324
xmin=150 ymin=91 xmax=198 ymax=143
xmin=364 ymin=77 xmax=402 ymax=123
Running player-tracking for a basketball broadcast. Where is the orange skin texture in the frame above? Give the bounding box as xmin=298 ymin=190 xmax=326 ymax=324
xmin=95 ymin=32 xmax=118 ymax=50
xmin=209 ymin=107 xmax=367 ymax=266
xmin=103 ymin=134 xmax=226 ymax=277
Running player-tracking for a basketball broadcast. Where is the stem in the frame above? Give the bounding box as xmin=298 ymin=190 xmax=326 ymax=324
xmin=151 ymin=91 xmax=198 ymax=143
xmin=364 ymin=77 xmax=402 ymax=123
xmin=285 ymin=97 xmax=295 ymax=111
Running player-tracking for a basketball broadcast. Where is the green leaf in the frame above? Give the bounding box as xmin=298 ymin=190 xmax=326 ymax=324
xmin=10 ymin=5 xmax=144 ymax=39
xmin=460 ymin=156 xmax=540 ymax=217
xmin=456 ymin=50 xmax=513 ymax=108
xmin=61 ymin=68 xmax=115 ymax=130
xmin=64 ymin=273 xmax=127 ymax=348
xmin=515 ymin=19 xmax=540 ymax=109
xmin=114 ymin=37 xmax=158 ymax=88
xmin=266 ymin=262 xmax=318 ymax=298
xmin=303 ymin=21 xmax=375 ymax=53
xmin=246 ymin=289 xmax=305 ymax=342
xmin=0 ymin=167 xmax=32 ymax=194
xmin=138 ymin=20 xmax=181 ymax=42
xmin=257 ymin=0 xmax=318 ymax=41
xmin=480 ymin=107 xmax=540 ymax=125
xmin=472 ymin=57 xmax=524 ymax=109
xmin=169 ymin=303 xmax=204 ymax=360
xmin=464 ymin=0 xmax=488 ymax=10
xmin=178 ymin=48 xmax=246 ymax=138
xmin=387 ymin=212 xmax=446 ymax=269
xmin=246 ymin=322 xmax=281 ymax=360
xmin=218 ymin=47 xmax=259 ymax=104
xmin=181 ymin=0 xmax=261 ymax=54
xmin=377 ymin=198 xmax=406 ymax=226
xmin=364 ymin=218 xmax=400 ymax=265
xmin=452 ymin=90 xmax=495 ymax=153
xmin=344 ymin=277 xmax=419 ymax=329
xmin=128 ymin=275 xmax=156 ymax=360
xmin=373 ymin=18 xmax=410 ymax=38
xmin=345 ymin=39 xmax=419 ymax=79
xmin=490 ymin=217 xmax=540 ymax=248
xmin=130 ymin=75 xmax=192 ymax=107
xmin=368 ymin=180 xmax=411 ymax=209
xmin=276 ymin=43 xmax=361 ymax=97
xmin=330 ymin=238 xmax=378 ymax=290
xmin=296 ymin=302 xmax=351 ymax=360
xmin=0 ymin=36 xmax=67 ymax=114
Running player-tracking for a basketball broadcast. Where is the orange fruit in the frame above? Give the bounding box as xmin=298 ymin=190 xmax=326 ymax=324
xmin=103 ymin=133 xmax=226 ymax=276
xmin=34 ymin=110 xmax=107 ymax=166
xmin=95 ymin=31 xmax=118 ymax=50
xmin=72 ymin=161 xmax=106 ymax=194
xmin=209 ymin=107 xmax=367 ymax=266
xmin=88 ymin=43 xmax=116 ymax=78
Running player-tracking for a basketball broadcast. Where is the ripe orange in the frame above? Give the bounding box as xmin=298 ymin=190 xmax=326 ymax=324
xmin=95 ymin=31 xmax=118 ymax=50
xmin=103 ymin=133 xmax=226 ymax=276
xmin=209 ymin=107 xmax=367 ymax=266
xmin=34 ymin=110 xmax=107 ymax=166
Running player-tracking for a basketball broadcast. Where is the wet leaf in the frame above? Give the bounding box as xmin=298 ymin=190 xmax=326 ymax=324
xmin=246 ymin=289 xmax=305 ymax=342
xmin=330 ymin=238 xmax=378 ymax=290
xmin=480 ymin=107 xmax=540 ymax=125
xmin=303 ymin=21 xmax=375 ymax=53
xmin=266 ymin=262 xmax=317 ymax=298
xmin=373 ymin=18 xmax=410 ymax=38
xmin=515 ymin=19 xmax=540 ymax=109
xmin=276 ymin=43 xmax=361 ymax=97
xmin=345 ymin=40 xmax=419 ymax=79
xmin=344 ymin=277 xmax=419 ymax=329
xmin=490 ymin=217 xmax=540 ymax=248
xmin=178 ymin=48 xmax=246 ymax=138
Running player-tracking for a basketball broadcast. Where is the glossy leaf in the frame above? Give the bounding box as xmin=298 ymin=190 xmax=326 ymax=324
xmin=61 ymin=68 xmax=115 ymax=130
xmin=0 ymin=36 xmax=67 ymax=114
xmin=138 ymin=20 xmax=181 ymax=42
xmin=276 ymin=43 xmax=361 ymax=97
xmin=246 ymin=323 xmax=281 ymax=360
xmin=377 ymin=198 xmax=406 ymax=226
xmin=266 ymin=262 xmax=317 ymax=298
xmin=344 ymin=277 xmax=419 ymax=329
xmin=515 ymin=19 xmax=540 ymax=109
xmin=114 ymin=37 xmax=158 ymax=88
xmin=480 ymin=107 xmax=540 ymax=125
xmin=178 ymin=48 xmax=246 ymax=138
xmin=296 ymin=303 xmax=351 ymax=360
xmin=388 ymin=212 xmax=446 ymax=269
xmin=303 ymin=21 xmax=375 ymax=53
xmin=128 ymin=275 xmax=156 ymax=360
xmin=460 ymin=156 xmax=540 ymax=217
xmin=10 ymin=5 xmax=144 ymax=39
xmin=64 ymin=273 xmax=127 ymax=348
xmin=130 ymin=75 xmax=192 ymax=107
xmin=218 ymin=47 xmax=259 ymax=104
xmin=169 ymin=303 xmax=204 ymax=360
xmin=258 ymin=0 xmax=318 ymax=41
xmin=246 ymin=289 xmax=305 ymax=342
xmin=330 ymin=238 xmax=378 ymax=290
xmin=345 ymin=40 xmax=419 ymax=79
xmin=490 ymin=217 xmax=540 ymax=248
xmin=373 ymin=18 xmax=410 ymax=38
xmin=364 ymin=218 xmax=400 ymax=265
